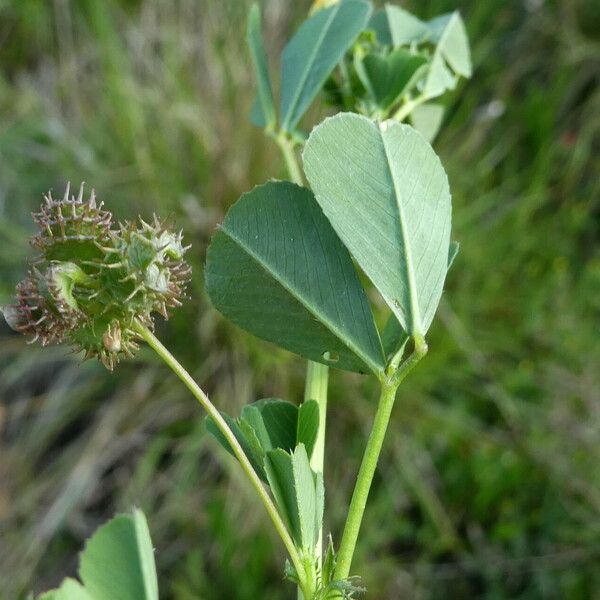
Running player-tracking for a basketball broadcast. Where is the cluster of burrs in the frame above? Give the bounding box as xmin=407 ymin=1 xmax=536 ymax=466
xmin=1 ymin=183 xmax=191 ymax=369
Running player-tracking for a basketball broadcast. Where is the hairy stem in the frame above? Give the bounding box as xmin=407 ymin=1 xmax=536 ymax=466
xmin=134 ymin=322 xmax=305 ymax=579
xmin=334 ymin=336 xmax=428 ymax=580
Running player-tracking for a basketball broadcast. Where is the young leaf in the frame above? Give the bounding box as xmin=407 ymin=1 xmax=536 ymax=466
xmin=249 ymin=398 xmax=298 ymax=452
xmin=411 ymin=103 xmax=445 ymax=142
xmin=367 ymin=9 xmax=392 ymax=46
xmin=205 ymin=181 xmax=385 ymax=374
xmin=205 ymin=412 xmax=268 ymax=480
xmin=304 ymin=113 xmax=452 ymax=336
xmin=429 ymin=12 xmax=471 ymax=78
xmin=383 ymin=5 xmax=430 ymax=46
xmin=79 ymin=510 xmax=158 ymax=600
xmin=206 ymin=398 xmax=321 ymax=484
xmin=381 ymin=314 xmax=409 ymax=362
xmin=423 ymin=12 xmax=471 ymax=99
xmin=265 ymin=448 xmax=301 ymax=544
xmin=265 ymin=445 xmax=324 ymax=552
xmin=359 ymin=48 xmax=427 ymax=110
xmin=247 ymin=4 xmax=276 ymax=130
xmin=280 ymin=0 xmax=372 ymax=132
xmin=292 ymin=444 xmax=318 ymax=551
xmin=297 ymin=400 xmax=319 ymax=458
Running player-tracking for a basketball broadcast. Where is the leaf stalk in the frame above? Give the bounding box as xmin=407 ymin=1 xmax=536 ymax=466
xmin=334 ymin=336 xmax=428 ymax=580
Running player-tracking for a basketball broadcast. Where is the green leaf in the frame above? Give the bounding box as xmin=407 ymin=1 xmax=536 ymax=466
xmin=205 ymin=181 xmax=385 ymax=374
xmin=383 ymin=5 xmax=430 ymax=46
xmin=292 ymin=444 xmax=318 ymax=550
xmin=206 ymin=399 xmax=321 ymax=483
xmin=237 ymin=419 xmax=270 ymax=475
xmin=424 ymin=50 xmax=457 ymax=99
xmin=428 ymin=12 xmax=471 ymax=78
xmin=297 ymin=400 xmax=319 ymax=458
xmin=247 ymin=4 xmax=276 ymax=129
xmin=423 ymin=12 xmax=471 ymax=99
xmin=205 ymin=412 xmax=268 ymax=480
xmin=382 ymin=240 xmax=457 ymax=362
xmin=304 ymin=113 xmax=452 ymax=336
xmin=359 ymin=48 xmax=427 ymax=110
xmin=280 ymin=0 xmax=372 ymax=132
xmin=367 ymin=9 xmax=392 ymax=45
xmin=38 ymin=579 xmax=92 ymax=600
xmin=79 ymin=510 xmax=158 ymax=600
xmin=249 ymin=398 xmax=298 ymax=452
xmin=381 ymin=314 xmax=409 ymax=361
xmin=265 ymin=445 xmax=324 ymax=552
xmin=265 ymin=448 xmax=301 ymax=544
xmin=411 ymin=103 xmax=445 ymax=142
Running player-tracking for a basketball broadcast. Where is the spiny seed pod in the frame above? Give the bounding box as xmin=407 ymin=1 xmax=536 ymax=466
xmin=1 ymin=183 xmax=191 ymax=370
xmin=2 ymin=266 xmax=84 ymax=346
xmin=32 ymin=182 xmax=112 ymax=256
xmin=105 ymin=215 xmax=192 ymax=318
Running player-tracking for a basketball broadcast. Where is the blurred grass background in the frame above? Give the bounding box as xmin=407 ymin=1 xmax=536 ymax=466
xmin=0 ymin=0 xmax=599 ymax=598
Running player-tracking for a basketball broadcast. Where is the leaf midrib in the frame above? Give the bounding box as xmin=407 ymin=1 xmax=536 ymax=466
xmin=379 ymin=123 xmax=423 ymax=335
xmin=219 ymin=224 xmax=383 ymax=374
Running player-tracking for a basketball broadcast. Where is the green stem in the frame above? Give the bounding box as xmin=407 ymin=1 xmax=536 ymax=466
xmin=275 ymin=131 xmax=330 ymax=503
xmin=275 ymin=132 xmax=305 ymax=186
xmin=305 ymin=360 xmax=329 ymax=563
xmin=334 ymin=336 xmax=428 ymax=581
xmin=274 ymin=130 xmax=329 ymax=598
xmin=392 ymin=92 xmax=428 ymax=122
xmin=134 ymin=322 xmax=305 ymax=580
xmin=305 ymin=361 xmax=329 ymax=474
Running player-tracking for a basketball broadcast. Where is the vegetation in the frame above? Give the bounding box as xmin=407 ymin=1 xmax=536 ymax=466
xmin=0 ymin=0 xmax=598 ymax=598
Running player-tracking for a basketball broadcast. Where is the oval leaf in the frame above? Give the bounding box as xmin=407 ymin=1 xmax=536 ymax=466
xmin=304 ymin=113 xmax=452 ymax=336
xmin=79 ymin=510 xmax=158 ymax=600
xmin=205 ymin=181 xmax=385 ymax=374
xmin=280 ymin=0 xmax=372 ymax=132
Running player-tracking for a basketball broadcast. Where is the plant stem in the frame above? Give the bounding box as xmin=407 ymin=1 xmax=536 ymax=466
xmin=305 ymin=360 xmax=329 ymax=563
xmin=393 ymin=92 xmax=428 ymax=122
xmin=275 ymin=133 xmax=305 ymax=186
xmin=134 ymin=322 xmax=305 ymax=580
xmin=274 ymin=130 xmax=329 ymax=596
xmin=305 ymin=361 xmax=329 ymax=474
xmin=334 ymin=336 xmax=428 ymax=580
